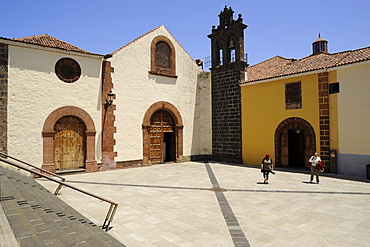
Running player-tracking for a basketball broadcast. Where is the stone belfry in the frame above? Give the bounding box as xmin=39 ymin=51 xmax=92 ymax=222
xmin=208 ymin=6 xmax=248 ymax=163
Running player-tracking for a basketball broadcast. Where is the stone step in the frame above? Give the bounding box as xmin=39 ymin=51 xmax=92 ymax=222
xmin=0 ymin=166 xmax=125 ymax=246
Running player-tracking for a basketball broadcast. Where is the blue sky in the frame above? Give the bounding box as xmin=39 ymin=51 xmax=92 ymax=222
xmin=2 ymin=0 xmax=369 ymax=66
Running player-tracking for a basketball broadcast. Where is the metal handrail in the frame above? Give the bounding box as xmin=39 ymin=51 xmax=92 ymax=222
xmin=0 ymin=152 xmax=65 ymax=195
xmin=0 ymin=156 xmax=118 ymax=231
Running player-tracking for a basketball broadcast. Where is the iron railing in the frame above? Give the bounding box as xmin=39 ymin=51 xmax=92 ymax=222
xmin=0 ymin=154 xmax=118 ymax=231
xmin=0 ymin=152 xmax=66 ymax=195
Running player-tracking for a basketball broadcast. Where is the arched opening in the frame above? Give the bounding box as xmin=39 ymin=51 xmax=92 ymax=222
xmin=275 ymin=117 xmax=316 ymax=168
xmin=54 ymin=116 xmax=86 ymax=171
xmin=142 ymin=102 xmax=183 ymax=165
xmin=150 ymin=35 xmax=176 ymax=77
xmin=42 ymin=106 xmax=97 ymax=172
xmin=218 ymin=41 xmax=223 ymax=66
xmin=228 ymin=36 xmax=236 ymax=63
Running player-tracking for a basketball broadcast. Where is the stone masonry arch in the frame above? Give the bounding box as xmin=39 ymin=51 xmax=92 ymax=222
xmin=142 ymin=101 xmax=183 ymax=165
xmin=275 ymin=117 xmax=316 ymax=168
xmin=42 ymin=106 xmax=97 ymax=172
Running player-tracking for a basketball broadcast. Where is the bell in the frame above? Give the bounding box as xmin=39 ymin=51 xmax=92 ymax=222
xmin=228 ymin=39 xmax=235 ymax=49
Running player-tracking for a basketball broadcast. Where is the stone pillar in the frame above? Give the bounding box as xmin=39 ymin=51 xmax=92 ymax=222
xmin=41 ymin=131 xmax=55 ymax=173
xmin=142 ymin=125 xmax=151 ymax=165
xmin=175 ymin=125 xmax=184 ymax=162
xmin=85 ymin=131 xmax=98 ymax=172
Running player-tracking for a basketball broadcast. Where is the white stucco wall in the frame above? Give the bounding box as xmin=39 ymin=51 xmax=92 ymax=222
xmin=7 ymin=45 xmax=103 ymax=167
xmin=337 ymin=62 xmax=370 ymax=155
xmin=109 ymin=26 xmax=212 ymax=161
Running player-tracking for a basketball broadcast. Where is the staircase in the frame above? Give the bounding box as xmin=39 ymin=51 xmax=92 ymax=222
xmin=0 ymin=166 xmax=125 ymax=247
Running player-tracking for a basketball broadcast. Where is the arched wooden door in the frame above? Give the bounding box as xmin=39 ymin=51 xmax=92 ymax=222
xmin=149 ymin=110 xmax=176 ymax=164
xmin=54 ymin=116 xmax=86 ymax=171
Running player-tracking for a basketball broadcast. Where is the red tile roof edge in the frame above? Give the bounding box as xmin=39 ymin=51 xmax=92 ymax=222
xmin=1 ymin=34 xmax=103 ymax=57
xmin=243 ymin=46 xmax=370 ymax=84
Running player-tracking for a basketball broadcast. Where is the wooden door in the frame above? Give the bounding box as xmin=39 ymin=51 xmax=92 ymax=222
xmin=54 ymin=116 xmax=86 ymax=171
xmin=149 ymin=111 xmax=175 ymax=164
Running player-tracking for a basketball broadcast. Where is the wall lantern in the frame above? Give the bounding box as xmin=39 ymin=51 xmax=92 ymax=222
xmin=105 ymin=90 xmax=115 ymax=107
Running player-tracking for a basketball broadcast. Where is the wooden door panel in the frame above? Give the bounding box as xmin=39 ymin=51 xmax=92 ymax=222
xmin=54 ymin=116 xmax=86 ymax=170
xmin=150 ymin=132 xmax=162 ymax=164
xmin=149 ymin=110 xmax=175 ymax=164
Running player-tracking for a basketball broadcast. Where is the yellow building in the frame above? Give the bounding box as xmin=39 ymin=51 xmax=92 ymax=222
xmin=241 ymin=36 xmax=370 ymax=178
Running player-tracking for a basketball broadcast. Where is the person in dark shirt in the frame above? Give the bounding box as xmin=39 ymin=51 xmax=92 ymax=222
xmin=261 ymin=154 xmax=275 ymax=184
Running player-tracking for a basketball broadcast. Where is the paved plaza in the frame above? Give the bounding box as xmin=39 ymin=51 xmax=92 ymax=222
xmin=37 ymin=161 xmax=370 ymax=247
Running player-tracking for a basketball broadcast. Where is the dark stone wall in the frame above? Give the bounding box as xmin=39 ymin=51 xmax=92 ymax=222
xmin=211 ymin=62 xmax=246 ymax=163
xmin=0 ymin=43 xmax=8 ymax=154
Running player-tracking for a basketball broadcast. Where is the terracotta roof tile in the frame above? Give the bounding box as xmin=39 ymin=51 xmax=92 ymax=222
xmin=243 ymin=46 xmax=370 ymax=83
xmin=12 ymin=34 xmax=101 ymax=56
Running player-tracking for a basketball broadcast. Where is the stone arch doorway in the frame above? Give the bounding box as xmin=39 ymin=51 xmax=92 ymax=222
xmin=275 ymin=117 xmax=316 ymax=168
xmin=42 ymin=106 xmax=97 ymax=172
xmin=142 ymin=102 xmax=183 ymax=165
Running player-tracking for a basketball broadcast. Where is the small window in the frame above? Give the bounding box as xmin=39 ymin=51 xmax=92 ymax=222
xmin=329 ymin=82 xmax=340 ymax=94
xmin=285 ymin=82 xmax=302 ymax=109
xmin=55 ymin=57 xmax=81 ymax=83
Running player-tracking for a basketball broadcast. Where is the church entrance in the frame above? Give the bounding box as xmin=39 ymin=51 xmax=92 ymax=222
xmin=288 ymin=129 xmax=305 ymax=167
xmin=275 ymin=117 xmax=316 ymax=168
xmin=149 ymin=110 xmax=176 ymax=164
xmin=142 ymin=101 xmax=183 ymax=165
xmin=54 ymin=116 xmax=86 ymax=171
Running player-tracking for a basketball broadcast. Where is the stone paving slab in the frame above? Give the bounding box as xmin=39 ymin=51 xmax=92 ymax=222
xmin=0 ymin=165 xmax=125 ymax=247
xmin=36 ymin=161 xmax=370 ymax=247
xmin=0 ymin=202 xmax=19 ymax=247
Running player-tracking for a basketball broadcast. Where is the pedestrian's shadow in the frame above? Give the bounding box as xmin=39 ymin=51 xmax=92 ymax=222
xmin=256 ymin=182 xmax=269 ymax=185
xmin=302 ymin=181 xmax=313 ymax=184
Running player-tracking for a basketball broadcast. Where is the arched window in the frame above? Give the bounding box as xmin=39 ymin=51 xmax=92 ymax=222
xmin=218 ymin=41 xmax=223 ymax=66
xmin=150 ymin=36 xmax=176 ymax=78
xmin=228 ymin=37 xmax=236 ymax=63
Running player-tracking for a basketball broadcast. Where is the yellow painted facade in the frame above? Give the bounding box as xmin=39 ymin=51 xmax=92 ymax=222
xmin=241 ymin=71 xmax=338 ymax=166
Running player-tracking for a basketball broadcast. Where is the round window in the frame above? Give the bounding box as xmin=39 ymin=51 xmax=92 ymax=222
xmin=55 ymin=58 xmax=81 ymax=83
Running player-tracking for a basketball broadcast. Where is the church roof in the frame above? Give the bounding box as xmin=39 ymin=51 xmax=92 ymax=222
xmin=3 ymin=34 xmax=102 ymax=56
xmin=243 ymin=46 xmax=370 ymax=83
xmin=109 ymin=26 xmax=162 ymax=55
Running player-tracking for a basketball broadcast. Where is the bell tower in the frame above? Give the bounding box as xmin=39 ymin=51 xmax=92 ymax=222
xmin=208 ymin=6 xmax=248 ymax=163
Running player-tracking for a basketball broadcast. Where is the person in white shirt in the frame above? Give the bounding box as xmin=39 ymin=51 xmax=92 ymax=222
xmin=308 ymin=152 xmax=322 ymax=184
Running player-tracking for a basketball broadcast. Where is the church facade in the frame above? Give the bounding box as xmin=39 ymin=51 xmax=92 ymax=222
xmin=1 ymin=6 xmax=369 ymax=178
xmin=0 ymin=35 xmax=104 ymax=172
xmin=105 ymin=25 xmax=212 ymax=167
xmin=0 ymin=26 xmax=211 ymax=173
